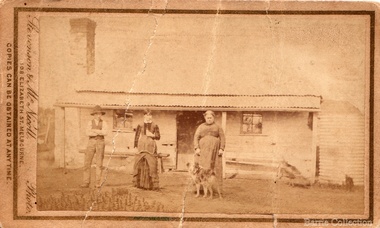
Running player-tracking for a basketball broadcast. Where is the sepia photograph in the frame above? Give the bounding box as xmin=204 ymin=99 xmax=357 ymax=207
xmin=0 ymin=0 xmax=378 ymax=227
xmin=36 ymin=11 xmax=369 ymax=215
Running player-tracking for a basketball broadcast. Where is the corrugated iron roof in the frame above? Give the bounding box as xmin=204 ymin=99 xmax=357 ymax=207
xmin=56 ymin=90 xmax=321 ymax=111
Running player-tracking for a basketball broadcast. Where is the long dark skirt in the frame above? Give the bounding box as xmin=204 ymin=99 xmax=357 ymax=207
xmin=133 ymin=152 xmax=159 ymax=190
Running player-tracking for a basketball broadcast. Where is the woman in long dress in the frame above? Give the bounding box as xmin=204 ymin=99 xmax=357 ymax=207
xmin=194 ymin=110 xmax=226 ymax=187
xmin=133 ymin=109 xmax=160 ymax=190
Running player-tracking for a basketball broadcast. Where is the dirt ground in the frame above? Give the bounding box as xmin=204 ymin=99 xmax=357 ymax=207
xmin=37 ymin=154 xmax=364 ymax=215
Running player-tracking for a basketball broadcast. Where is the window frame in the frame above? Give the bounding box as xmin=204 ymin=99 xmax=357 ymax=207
xmin=240 ymin=112 xmax=263 ymax=135
xmin=113 ymin=109 xmax=134 ymax=132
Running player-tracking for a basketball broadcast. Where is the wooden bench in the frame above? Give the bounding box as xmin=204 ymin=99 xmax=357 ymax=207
xmin=79 ymin=149 xmax=170 ymax=173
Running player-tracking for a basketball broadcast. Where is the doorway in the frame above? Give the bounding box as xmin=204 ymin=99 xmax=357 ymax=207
xmin=176 ymin=111 xmax=204 ymax=170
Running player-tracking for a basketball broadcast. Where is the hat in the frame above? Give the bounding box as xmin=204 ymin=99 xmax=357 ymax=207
xmin=203 ymin=110 xmax=215 ymax=117
xmin=91 ymin=105 xmax=105 ymax=115
xmin=143 ymin=108 xmax=152 ymax=115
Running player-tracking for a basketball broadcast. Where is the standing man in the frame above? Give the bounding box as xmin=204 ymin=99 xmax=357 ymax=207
xmin=80 ymin=105 xmax=108 ymax=188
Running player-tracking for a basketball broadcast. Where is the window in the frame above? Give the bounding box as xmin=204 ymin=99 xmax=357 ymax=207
xmin=113 ymin=109 xmax=133 ymax=131
xmin=241 ymin=113 xmax=262 ymax=134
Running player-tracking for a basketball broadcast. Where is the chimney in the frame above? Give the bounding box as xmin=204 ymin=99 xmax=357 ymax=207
xmin=69 ymin=18 xmax=96 ymax=75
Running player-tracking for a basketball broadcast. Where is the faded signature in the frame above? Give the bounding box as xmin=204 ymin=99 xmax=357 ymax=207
xmin=25 ymin=15 xmax=39 ymax=140
xmin=26 ymin=181 xmax=36 ymax=213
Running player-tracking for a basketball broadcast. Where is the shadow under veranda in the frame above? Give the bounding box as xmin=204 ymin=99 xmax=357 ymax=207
xmin=37 ymin=162 xmax=365 ymax=215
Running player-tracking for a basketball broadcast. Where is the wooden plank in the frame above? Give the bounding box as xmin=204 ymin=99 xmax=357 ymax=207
xmin=318 ymin=139 xmax=365 ymax=142
xmin=226 ymin=160 xmax=280 ymax=168
xmin=318 ymin=168 xmax=365 ymax=173
xmin=318 ymin=133 xmax=365 ymax=137
xmin=318 ymin=146 xmax=365 ymax=150
xmin=318 ymin=132 xmax=365 ymax=136
xmin=319 ymin=168 xmax=364 ymax=172
xmin=319 ymin=173 xmax=364 ymax=178
xmin=318 ymin=162 xmax=365 ymax=166
xmin=319 ymin=155 xmax=365 ymax=159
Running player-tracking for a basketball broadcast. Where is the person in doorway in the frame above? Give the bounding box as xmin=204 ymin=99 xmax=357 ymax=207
xmin=80 ymin=105 xmax=108 ymax=188
xmin=194 ymin=110 xmax=226 ymax=189
xmin=133 ymin=109 xmax=161 ymax=190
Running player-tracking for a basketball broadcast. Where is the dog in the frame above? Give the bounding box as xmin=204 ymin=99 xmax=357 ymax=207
xmin=186 ymin=162 xmax=222 ymax=199
xmin=276 ymin=160 xmax=311 ymax=188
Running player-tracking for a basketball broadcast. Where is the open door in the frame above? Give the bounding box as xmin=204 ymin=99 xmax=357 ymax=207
xmin=176 ymin=111 xmax=204 ymax=170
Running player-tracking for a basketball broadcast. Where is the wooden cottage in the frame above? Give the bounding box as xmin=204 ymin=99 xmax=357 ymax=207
xmin=54 ymin=91 xmax=322 ymax=182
